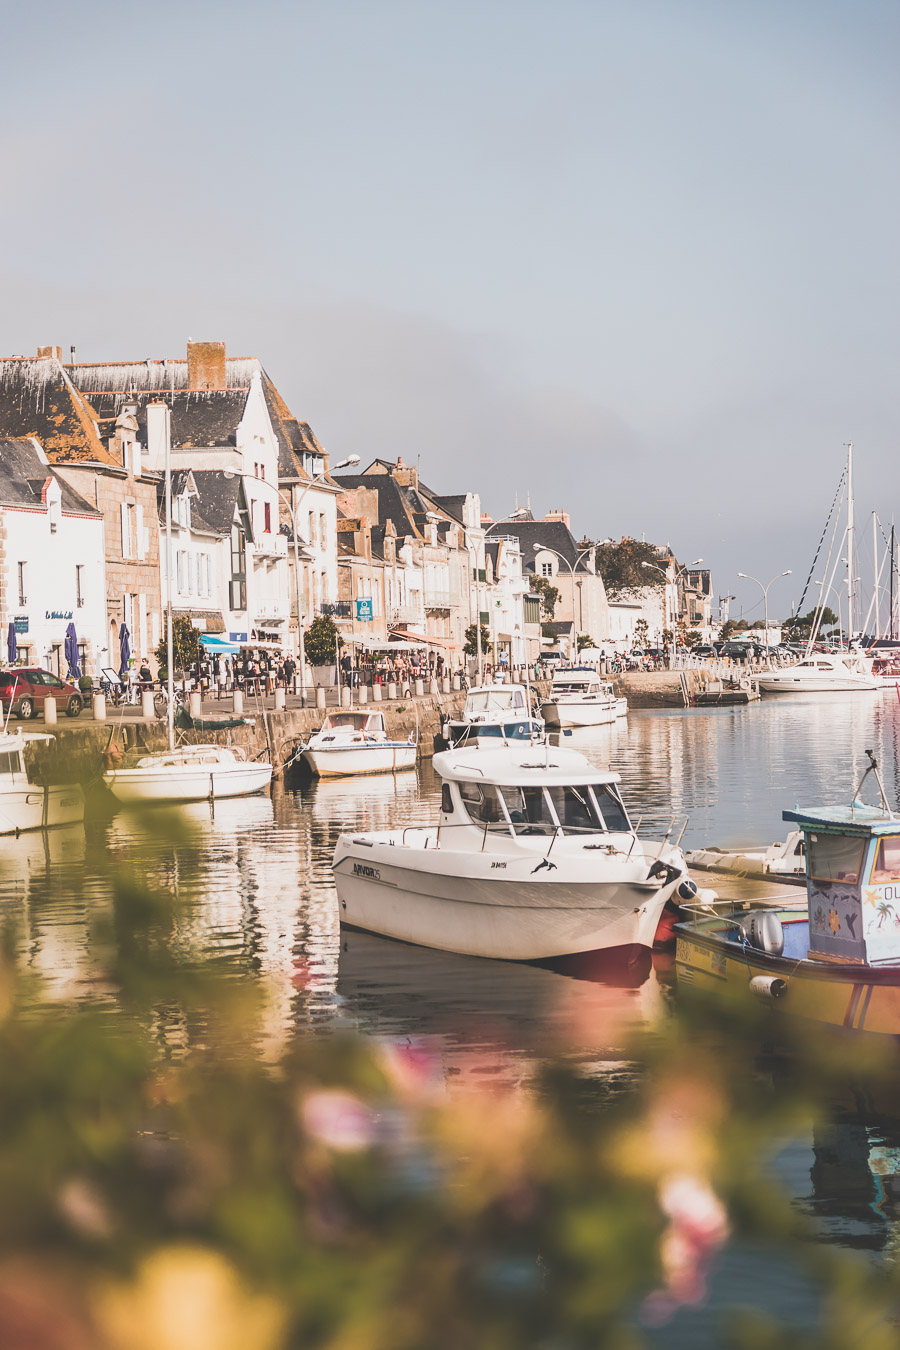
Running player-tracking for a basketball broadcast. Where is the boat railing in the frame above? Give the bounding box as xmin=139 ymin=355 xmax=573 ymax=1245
xmin=678 ymin=895 xmax=797 ymax=922
xmin=649 ymin=817 xmax=690 ymax=860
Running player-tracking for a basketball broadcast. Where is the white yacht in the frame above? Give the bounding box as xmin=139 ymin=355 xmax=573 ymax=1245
xmin=756 ymin=653 xmax=878 ymax=693
xmin=0 ymin=731 xmax=84 ymax=834
xmin=440 ymin=683 xmax=543 ymax=749
xmin=297 ymin=711 xmax=417 ymax=778
xmin=541 ymin=667 xmax=625 ymax=728
xmin=104 ymin=744 xmax=273 ymax=804
xmin=332 ymin=744 xmax=702 ymax=966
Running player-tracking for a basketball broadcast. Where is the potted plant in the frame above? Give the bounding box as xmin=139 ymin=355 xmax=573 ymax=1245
xmin=303 ymin=615 xmax=343 ymax=688
xmin=78 ymin=675 xmax=93 ymax=695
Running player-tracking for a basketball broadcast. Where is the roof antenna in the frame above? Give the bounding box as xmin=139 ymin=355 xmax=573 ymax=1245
xmin=852 ymin=749 xmax=894 ymax=818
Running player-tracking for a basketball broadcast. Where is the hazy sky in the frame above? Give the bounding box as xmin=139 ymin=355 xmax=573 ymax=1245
xmin=2 ymin=0 xmax=897 ymax=624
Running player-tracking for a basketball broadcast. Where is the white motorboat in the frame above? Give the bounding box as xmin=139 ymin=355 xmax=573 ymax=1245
xmin=0 ymin=731 xmax=84 ymax=834
xmin=541 ymin=667 xmax=625 ymax=728
xmin=756 ymin=653 xmax=879 ymax=693
xmin=685 ymin=830 xmax=807 ymax=884
xmin=297 ymin=711 xmax=417 ymax=778
xmin=104 ymin=744 xmax=273 ymax=804
xmin=333 ymin=744 xmax=704 ymax=968
xmin=441 ymin=683 xmax=543 ymax=748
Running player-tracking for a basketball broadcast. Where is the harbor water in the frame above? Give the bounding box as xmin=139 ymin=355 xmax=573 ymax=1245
xmin=4 ymin=690 xmax=900 ymax=1342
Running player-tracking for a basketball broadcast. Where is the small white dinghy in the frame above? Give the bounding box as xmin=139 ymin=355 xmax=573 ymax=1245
xmin=333 ymin=743 xmax=702 ymax=969
xmin=0 ymin=731 xmax=83 ymax=834
xmin=298 ymin=711 xmax=417 ymax=778
xmin=104 ymin=744 xmax=272 ymax=804
xmin=685 ymin=830 xmax=807 ymax=884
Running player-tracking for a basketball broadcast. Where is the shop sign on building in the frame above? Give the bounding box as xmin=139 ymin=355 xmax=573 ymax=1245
xmin=356 ymin=598 xmax=373 ymax=621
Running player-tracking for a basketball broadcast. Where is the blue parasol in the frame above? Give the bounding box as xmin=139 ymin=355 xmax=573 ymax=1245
xmin=64 ymin=622 xmax=80 ymax=679
xmin=6 ymin=622 xmax=16 ymax=665
xmin=118 ymin=622 xmax=131 ymax=679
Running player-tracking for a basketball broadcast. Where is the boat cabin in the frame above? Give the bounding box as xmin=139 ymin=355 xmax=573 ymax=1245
xmin=548 ymin=668 xmax=610 ymax=700
xmin=315 ymin=712 xmax=387 ymax=742
xmin=783 ymin=804 xmax=900 ymax=964
xmin=0 ymin=734 xmax=28 ymax=782
xmin=434 ymin=747 xmax=633 ymax=839
xmin=462 ymin=685 xmax=529 ymax=721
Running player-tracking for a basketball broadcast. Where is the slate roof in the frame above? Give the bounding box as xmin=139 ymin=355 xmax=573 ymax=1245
xmin=189 ymin=470 xmax=244 ymax=536
xmin=433 ymin=494 xmax=467 ymax=525
xmin=486 ymin=518 xmax=595 ymax=575
xmin=333 ymin=473 xmax=421 ymax=539
xmin=0 ymin=439 xmax=102 ymax=515
xmin=0 ymin=358 xmax=119 ymax=466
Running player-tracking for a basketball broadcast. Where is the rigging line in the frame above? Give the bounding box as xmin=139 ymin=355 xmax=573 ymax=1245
xmin=794 ymin=468 xmax=846 ymax=621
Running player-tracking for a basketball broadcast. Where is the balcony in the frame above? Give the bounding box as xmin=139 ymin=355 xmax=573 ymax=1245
xmin=320 ymin=602 xmax=351 ymax=619
xmin=424 ymin=589 xmax=453 ymax=610
xmin=253 ymin=595 xmax=290 ymax=622
xmin=254 ymin=533 xmax=288 ymax=560
xmin=389 ymin=604 xmax=425 ymax=625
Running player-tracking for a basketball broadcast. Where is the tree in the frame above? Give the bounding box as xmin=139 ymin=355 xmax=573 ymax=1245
xmin=303 ymin=614 xmax=343 ymax=667
xmin=576 ymin=633 xmax=595 ymax=652
xmin=529 ymin=575 xmax=559 ymax=619
xmin=684 ymin=630 xmax=701 ymax=647
xmin=594 ymin=538 xmax=666 ymax=597
xmin=463 ymin=623 xmax=490 ymax=657
xmin=155 ymin=615 xmax=201 ymax=676
xmin=720 ymin=619 xmax=749 ymax=641
xmin=634 ymin=618 xmax=649 ymax=648
xmin=784 ymin=607 xmax=837 ymax=638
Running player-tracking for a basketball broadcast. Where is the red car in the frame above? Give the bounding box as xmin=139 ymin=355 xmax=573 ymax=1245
xmin=0 ymin=668 xmax=84 ymax=719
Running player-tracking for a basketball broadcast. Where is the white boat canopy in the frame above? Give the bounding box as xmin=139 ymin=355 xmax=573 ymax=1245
xmin=433 ymin=746 xmax=621 ymax=787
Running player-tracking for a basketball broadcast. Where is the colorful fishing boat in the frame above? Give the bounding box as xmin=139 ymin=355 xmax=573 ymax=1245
xmin=675 ymin=753 xmax=900 ymax=1038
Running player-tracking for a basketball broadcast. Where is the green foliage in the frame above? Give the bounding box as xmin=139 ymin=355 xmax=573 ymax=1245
xmin=576 ymin=633 xmax=595 ymax=651
xmin=155 ymin=615 xmax=201 ymax=676
xmin=303 ymin=614 xmax=343 ymax=667
xmin=684 ymin=630 xmax=701 ymax=646
xmin=720 ymin=619 xmax=750 ymax=641
xmin=634 ymin=618 xmax=649 ymax=646
xmin=595 ymin=538 xmax=666 ymax=597
xmin=529 ymin=575 xmax=559 ymax=619
xmin=541 ymin=621 xmax=558 ymax=640
xmin=785 ymin=607 xmax=838 ymax=636
xmin=463 ymin=623 xmax=490 ymax=657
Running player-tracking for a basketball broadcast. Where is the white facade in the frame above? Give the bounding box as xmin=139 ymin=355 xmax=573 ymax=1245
xmin=2 ymin=471 xmax=106 ymax=676
xmin=485 ymin=536 xmax=529 ymax=665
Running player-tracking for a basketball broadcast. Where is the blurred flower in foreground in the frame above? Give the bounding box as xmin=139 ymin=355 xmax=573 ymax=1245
xmin=641 ymin=1172 xmax=730 ymax=1323
xmin=300 ymin=1089 xmax=378 ymax=1151
xmin=95 ymin=1245 xmax=286 ymax=1350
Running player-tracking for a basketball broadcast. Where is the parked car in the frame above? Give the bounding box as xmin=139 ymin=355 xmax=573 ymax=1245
xmin=0 ymin=668 xmax=84 ymax=719
xmin=720 ymin=641 xmax=761 ymax=660
xmin=691 ymin=644 xmax=717 ymax=658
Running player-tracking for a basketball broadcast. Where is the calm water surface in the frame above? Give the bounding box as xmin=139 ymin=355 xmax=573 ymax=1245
xmin=5 ymin=692 xmax=900 ymax=1342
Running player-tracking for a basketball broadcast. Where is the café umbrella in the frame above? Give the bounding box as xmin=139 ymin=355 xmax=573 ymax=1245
xmin=118 ymin=623 xmax=130 ymax=680
xmin=64 ymin=623 xmax=81 ymax=679
xmin=6 ymin=622 xmax=16 ymax=665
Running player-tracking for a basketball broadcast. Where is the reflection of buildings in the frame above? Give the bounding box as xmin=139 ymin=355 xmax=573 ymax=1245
xmin=807 ymin=1121 xmax=900 ymax=1252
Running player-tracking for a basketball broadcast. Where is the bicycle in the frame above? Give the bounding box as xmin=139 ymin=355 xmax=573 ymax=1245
xmin=152 ymin=686 xmax=188 ymax=719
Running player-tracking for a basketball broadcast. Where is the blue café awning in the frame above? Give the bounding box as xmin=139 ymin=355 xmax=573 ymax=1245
xmin=200 ymin=635 xmax=241 ymax=654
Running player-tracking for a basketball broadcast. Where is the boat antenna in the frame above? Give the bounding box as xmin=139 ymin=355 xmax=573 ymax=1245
xmin=852 ymin=749 xmax=894 ymax=819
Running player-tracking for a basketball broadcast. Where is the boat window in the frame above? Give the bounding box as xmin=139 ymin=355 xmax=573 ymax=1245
xmin=545 ymin=785 xmax=604 ymax=834
xmin=498 ymin=786 xmax=556 ymax=835
xmin=871 ymin=837 xmax=900 ymax=883
xmin=466 ymin=690 xmax=516 ymax=713
xmin=592 ymin=784 xmax=631 ymax=832
xmin=808 ymin=833 xmax=866 ymax=884
xmin=458 ymin=781 xmax=508 ymax=829
xmin=441 ymin=784 xmax=453 ymax=813
xmin=0 ymin=752 xmax=20 ymax=775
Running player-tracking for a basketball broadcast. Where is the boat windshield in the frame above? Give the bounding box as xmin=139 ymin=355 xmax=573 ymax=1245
xmin=872 ymin=837 xmax=900 ymax=883
xmin=552 ymin=681 xmax=595 ymax=695
xmin=467 ymin=782 xmax=633 ymax=836
xmin=808 ymin=833 xmax=866 ymax=883
xmin=0 ymin=750 xmax=22 ymax=775
xmin=322 ymin=713 xmax=369 ymax=730
xmin=466 ymin=690 xmax=523 ymax=713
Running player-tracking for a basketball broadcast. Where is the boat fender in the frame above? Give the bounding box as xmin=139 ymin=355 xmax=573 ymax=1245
xmin=696 ymin=887 xmax=718 ymax=907
xmin=677 ymin=877 xmax=698 ymax=902
xmin=749 ymin=974 xmax=788 ymax=1000
xmin=740 ymin=911 xmax=784 ymax=956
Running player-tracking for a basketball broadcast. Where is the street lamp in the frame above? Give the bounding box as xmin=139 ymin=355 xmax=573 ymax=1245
xmin=737 ymin=569 xmax=791 ymax=665
xmin=641 ymin=559 xmax=703 ymax=644
xmin=279 ymin=454 xmax=360 ymax=700
xmin=533 ymin=542 xmax=594 ymax=653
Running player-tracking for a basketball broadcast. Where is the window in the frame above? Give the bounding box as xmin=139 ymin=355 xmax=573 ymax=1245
xmin=76 ymin=565 xmax=84 ymax=608
xmin=498 ymin=785 xmax=556 ymax=835
xmin=458 ymin=781 xmax=507 ymax=828
xmin=541 ymin=562 xmax=554 ymax=577
xmin=17 ymin=562 xmax=26 ymax=606
xmin=319 ymin=514 xmax=327 ymax=549
xmin=545 ymin=785 xmax=605 ymax=835
xmin=264 ymin=502 xmax=272 ymax=533
xmin=593 ymin=784 xmax=631 ymax=832
xmin=808 ymin=834 xmax=866 ymax=884
xmin=121 ymin=502 xmax=134 ymax=559
xmin=441 ymin=784 xmax=453 ymax=813
xmin=872 ymin=837 xmax=900 ymax=884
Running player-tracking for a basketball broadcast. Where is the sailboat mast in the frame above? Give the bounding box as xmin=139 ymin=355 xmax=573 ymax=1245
xmin=164 ymin=405 xmax=175 ymax=753
xmin=873 ymin=511 xmax=880 ymax=638
xmin=846 ymin=442 xmax=856 ymax=637
xmin=892 ymin=526 xmax=897 ymax=642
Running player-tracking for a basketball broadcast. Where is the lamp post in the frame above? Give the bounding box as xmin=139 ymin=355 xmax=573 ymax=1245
xmin=641 ymin=559 xmax=703 ymax=661
xmin=278 ymin=454 xmax=359 ymax=700
xmin=533 ymin=543 xmax=594 ymax=657
xmin=737 ymin=569 xmax=791 ymax=665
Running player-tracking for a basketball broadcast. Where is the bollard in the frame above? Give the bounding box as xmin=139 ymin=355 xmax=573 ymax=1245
xmin=274 ymin=686 xmax=286 ymax=711
xmin=372 ymin=683 xmax=382 ymax=701
xmin=233 ymin=690 xmax=244 ymax=716
xmin=92 ymin=693 xmax=106 ymax=721
xmin=415 ymin=679 xmax=424 ymax=697
xmin=429 ymin=678 xmax=439 ymax=696
xmin=341 ymin=685 xmax=352 ymax=708
xmin=44 ymin=696 xmax=57 ymax=725
xmin=316 ymin=686 xmax=326 ymax=710
xmin=141 ymin=690 xmax=155 ymax=719
xmin=358 ymin=684 xmax=368 ymax=704
xmin=452 ymin=675 xmax=461 ymax=691
xmin=189 ymin=691 xmax=202 ymax=719
xmin=387 ymin=682 xmax=397 ymax=700
xmin=441 ymin=677 xmax=450 ymax=694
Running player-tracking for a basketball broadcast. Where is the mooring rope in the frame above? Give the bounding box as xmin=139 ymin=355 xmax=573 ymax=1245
xmin=792 ymin=468 xmax=846 ymax=624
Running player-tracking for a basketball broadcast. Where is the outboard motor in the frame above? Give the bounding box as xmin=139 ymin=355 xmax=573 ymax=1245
xmin=740 ymin=911 xmax=784 ymax=957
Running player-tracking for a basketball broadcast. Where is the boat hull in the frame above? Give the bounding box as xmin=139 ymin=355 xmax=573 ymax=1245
xmin=0 ymin=783 xmax=84 ymax=834
xmin=757 ymin=674 xmax=878 ymax=693
xmin=541 ymin=700 xmax=617 ymax=728
xmin=301 ymin=743 xmax=417 ymax=778
xmin=333 ymin=838 xmax=679 ymax=961
xmin=104 ymin=763 xmax=273 ymax=803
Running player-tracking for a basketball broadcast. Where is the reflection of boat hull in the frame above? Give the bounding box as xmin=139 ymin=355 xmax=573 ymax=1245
xmin=333 ymin=841 xmax=679 ymax=961
xmin=0 ymin=783 xmax=84 ymax=834
xmin=301 ymin=743 xmax=417 ymax=778
xmin=104 ymin=763 xmax=272 ymax=803
xmin=541 ymin=700 xmax=617 ymax=728
xmin=675 ymin=910 xmax=900 ymax=1039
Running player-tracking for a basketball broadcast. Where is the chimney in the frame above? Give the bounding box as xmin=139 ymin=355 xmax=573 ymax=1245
xmin=187 ymin=340 xmax=227 ymax=391
xmin=37 ymin=345 xmax=63 ymax=361
xmin=392 ymin=455 xmax=419 ymax=490
xmin=544 ymin=508 xmax=571 ymax=530
xmin=480 ymin=511 xmax=494 ymax=526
